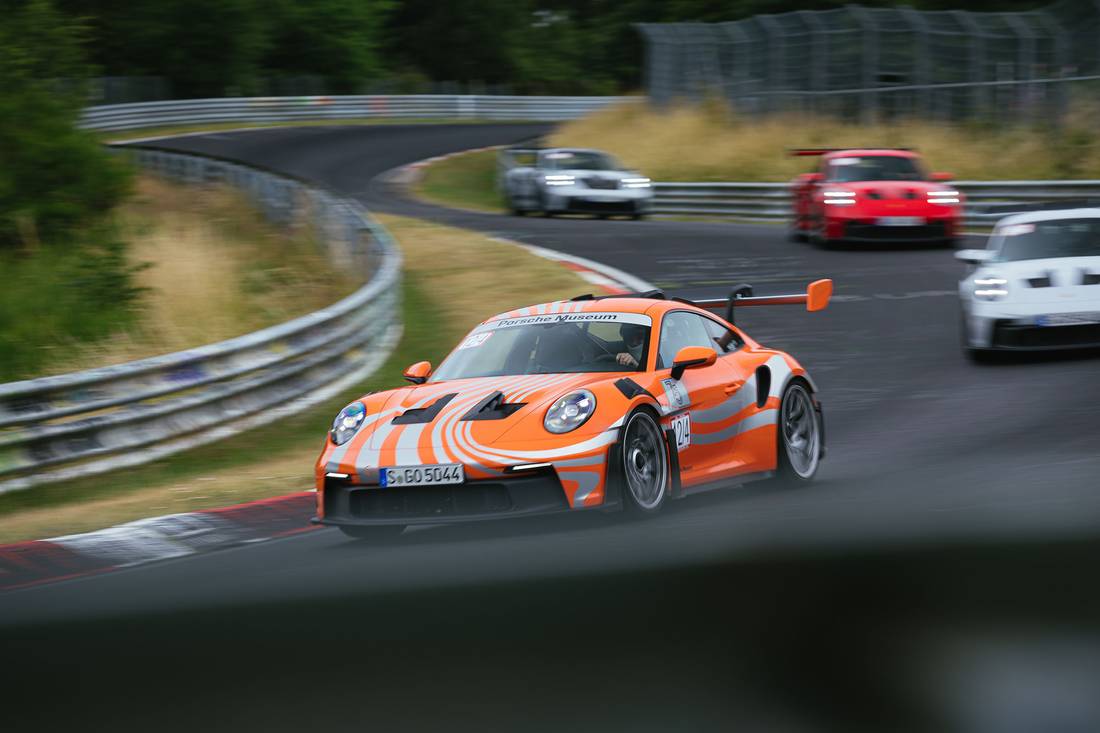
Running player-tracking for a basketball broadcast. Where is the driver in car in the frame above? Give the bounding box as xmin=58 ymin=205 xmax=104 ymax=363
xmin=615 ymin=323 xmax=646 ymax=367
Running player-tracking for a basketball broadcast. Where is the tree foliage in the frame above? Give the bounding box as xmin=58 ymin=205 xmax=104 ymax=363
xmin=0 ymin=0 xmax=130 ymax=247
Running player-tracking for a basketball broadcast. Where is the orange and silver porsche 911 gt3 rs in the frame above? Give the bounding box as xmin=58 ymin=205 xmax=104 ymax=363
xmin=313 ymin=280 xmax=833 ymax=539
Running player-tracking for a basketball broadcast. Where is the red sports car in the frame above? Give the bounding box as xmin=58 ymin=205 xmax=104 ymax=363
xmin=790 ymin=148 xmax=962 ymax=246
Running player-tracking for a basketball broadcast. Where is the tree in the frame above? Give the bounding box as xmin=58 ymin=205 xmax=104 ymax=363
xmin=0 ymin=0 xmax=130 ymax=247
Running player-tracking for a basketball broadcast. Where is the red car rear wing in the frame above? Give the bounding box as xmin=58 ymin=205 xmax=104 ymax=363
xmin=692 ymin=279 xmax=833 ymax=325
xmin=789 ymin=148 xmax=912 ymax=156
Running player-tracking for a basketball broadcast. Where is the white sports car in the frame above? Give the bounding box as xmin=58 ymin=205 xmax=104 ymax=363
xmin=957 ymin=208 xmax=1100 ymax=359
xmin=499 ymin=147 xmax=653 ymax=219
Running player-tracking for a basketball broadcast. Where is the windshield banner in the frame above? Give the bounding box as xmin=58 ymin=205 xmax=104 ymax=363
xmin=475 ymin=312 xmax=651 ymax=333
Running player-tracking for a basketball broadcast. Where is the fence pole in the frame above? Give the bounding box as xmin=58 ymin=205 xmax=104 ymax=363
xmin=951 ymin=11 xmax=988 ymax=122
xmin=900 ymin=7 xmax=933 ymax=119
xmin=799 ymin=11 xmax=828 ymax=118
xmin=1034 ymin=10 xmax=1070 ymax=127
xmin=847 ymin=5 xmax=879 ymax=124
xmin=1004 ymin=12 xmax=1038 ymax=123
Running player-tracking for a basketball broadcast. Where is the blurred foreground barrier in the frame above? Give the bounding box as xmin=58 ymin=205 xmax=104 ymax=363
xmin=651 ymin=180 xmax=1100 ymax=224
xmin=0 ymin=147 xmax=402 ymax=494
xmin=80 ymin=95 xmax=630 ymax=131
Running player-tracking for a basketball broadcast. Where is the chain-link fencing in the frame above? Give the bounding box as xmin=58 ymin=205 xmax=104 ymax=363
xmin=637 ymin=0 xmax=1100 ymax=125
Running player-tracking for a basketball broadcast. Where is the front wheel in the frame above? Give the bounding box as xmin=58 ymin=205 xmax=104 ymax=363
xmin=772 ymin=381 xmax=822 ymax=486
xmin=620 ymin=410 xmax=671 ymax=515
xmin=338 ymin=524 xmax=406 ymax=542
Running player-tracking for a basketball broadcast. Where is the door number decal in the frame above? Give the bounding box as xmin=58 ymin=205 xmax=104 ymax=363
xmin=671 ymin=413 xmax=691 ymax=451
xmin=660 ymin=378 xmax=690 ymax=412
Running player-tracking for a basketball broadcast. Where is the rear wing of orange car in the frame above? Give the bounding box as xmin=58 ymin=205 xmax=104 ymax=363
xmin=692 ymin=279 xmax=833 ymax=325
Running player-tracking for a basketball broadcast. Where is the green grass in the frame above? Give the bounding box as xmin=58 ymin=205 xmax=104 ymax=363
xmin=0 ymin=230 xmax=142 ymax=382
xmin=416 ymin=149 xmax=505 ymax=213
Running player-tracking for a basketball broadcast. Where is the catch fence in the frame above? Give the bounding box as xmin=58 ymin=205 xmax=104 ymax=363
xmin=637 ymin=0 xmax=1100 ymax=125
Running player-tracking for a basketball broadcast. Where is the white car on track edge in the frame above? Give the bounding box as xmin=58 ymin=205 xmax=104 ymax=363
xmin=957 ymin=208 xmax=1100 ymax=359
xmin=499 ymin=147 xmax=653 ymax=219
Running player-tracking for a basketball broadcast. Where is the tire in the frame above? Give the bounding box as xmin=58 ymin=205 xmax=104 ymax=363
xmin=338 ymin=524 xmax=406 ymax=542
xmin=620 ymin=410 xmax=671 ymax=516
xmin=788 ymin=217 xmax=807 ymax=242
xmin=506 ymin=194 xmax=524 ymax=216
xmin=965 ymin=347 xmax=998 ymax=364
xmin=959 ymin=311 xmax=997 ymax=363
xmin=772 ymin=381 xmax=822 ymax=486
xmin=631 ymin=213 xmax=647 ymax=221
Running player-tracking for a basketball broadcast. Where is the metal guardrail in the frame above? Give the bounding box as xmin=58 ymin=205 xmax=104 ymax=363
xmin=0 ymin=147 xmax=402 ymax=494
xmin=80 ymin=95 xmax=632 ymax=131
xmin=651 ymin=181 xmax=1100 ymax=223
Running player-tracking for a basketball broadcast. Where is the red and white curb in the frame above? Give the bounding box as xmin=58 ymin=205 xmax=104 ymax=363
xmin=501 ymin=239 xmax=655 ymax=295
xmin=0 ymin=492 xmax=318 ymax=591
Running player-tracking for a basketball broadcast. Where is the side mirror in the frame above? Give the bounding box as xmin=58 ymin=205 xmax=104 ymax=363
xmin=955 ymin=249 xmax=993 ymax=265
xmin=806 ymin=278 xmax=833 ymax=312
xmin=671 ymin=346 xmax=717 ymax=380
xmin=931 ymin=172 xmax=954 ymax=182
xmin=797 ymin=172 xmax=823 ymax=184
xmin=403 ymin=361 xmax=432 ymax=384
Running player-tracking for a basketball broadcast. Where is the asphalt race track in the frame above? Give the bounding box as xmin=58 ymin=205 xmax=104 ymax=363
xmin=5 ymin=125 xmax=1100 ymax=731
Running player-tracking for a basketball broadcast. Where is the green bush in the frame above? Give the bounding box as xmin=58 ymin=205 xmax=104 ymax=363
xmin=0 ymin=1 xmax=132 ymax=248
xmin=0 ymin=1 xmax=140 ymax=381
xmin=0 ymin=224 xmax=145 ymax=381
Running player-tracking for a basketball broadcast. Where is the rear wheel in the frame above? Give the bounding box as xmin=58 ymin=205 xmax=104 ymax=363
xmin=772 ymin=381 xmax=822 ymax=486
xmin=338 ymin=524 xmax=406 ymax=542
xmin=621 ymin=410 xmax=670 ymax=515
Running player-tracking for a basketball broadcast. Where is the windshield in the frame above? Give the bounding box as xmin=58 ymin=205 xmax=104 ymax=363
xmin=431 ymin=312 xmax=651 ymax=381
xmin=993 ymin=218 xmax=1100 ymax=262
xmin=828 ymin=155 xmax=925 ymax=182
xmin=543 ymin=151 xmax=618 ymax=171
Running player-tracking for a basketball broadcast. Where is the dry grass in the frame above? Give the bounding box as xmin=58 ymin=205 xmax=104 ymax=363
xmin=549 ymin=99 xmax=1100 ymax=181
xmin=376 ymin=213 xmax=586 ymax=335
xmin=43 ymin=175 xmax=359 ymax=374
xmin=0 ymin=214 xmax=586 ymax=543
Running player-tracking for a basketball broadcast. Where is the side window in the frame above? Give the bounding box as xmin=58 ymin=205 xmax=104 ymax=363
xmin=701 ymin=317 xmax=742 ymax=354
xmin=657 ymin=312 xmax=715 ymax=369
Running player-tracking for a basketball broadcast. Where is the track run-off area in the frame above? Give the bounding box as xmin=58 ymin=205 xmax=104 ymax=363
xmin=2 ymin=122 xmax=1098 ymax=623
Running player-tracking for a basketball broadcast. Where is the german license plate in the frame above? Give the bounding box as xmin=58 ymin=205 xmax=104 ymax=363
xmin=1037 ymin=313 xmax=1100 ymax=327
xmin=380 ymin=463 xmax=464 ymax=487
xmin=877 ymin=216 xmax=924 ymax=226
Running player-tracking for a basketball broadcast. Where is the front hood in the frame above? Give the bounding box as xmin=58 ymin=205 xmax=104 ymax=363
xmin=367 ymin=372 xmax=620 ymax=450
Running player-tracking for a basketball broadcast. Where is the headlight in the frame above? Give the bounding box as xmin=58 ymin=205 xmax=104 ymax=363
xmin=622 ymin=177 xmax=651 ymax=188
xmin=544 ymin=390 xmax=596 ymax=434
xmin=330 ymin=402 xmax=367 ymax=445
xmin=928 ymin=189 xmax=961 ymax=205
xmin=544 ymin=174 xmax=575 ymax=186
xmin=974 ymin=277 xmax=1008 ymax=301
xmin=823 ymin=189 xmax=856 ymax=206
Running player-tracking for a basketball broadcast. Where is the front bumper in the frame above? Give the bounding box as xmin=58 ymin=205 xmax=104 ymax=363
xmin=316 ymin=470 xmax=591 ymax=527
xmin=543 ymin=187 xmax=652 ymax=215
xmin=963 ymin=305 xmax=1100 ymax=351
xmin=821 ymin=208 xmax=959 ymax=242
